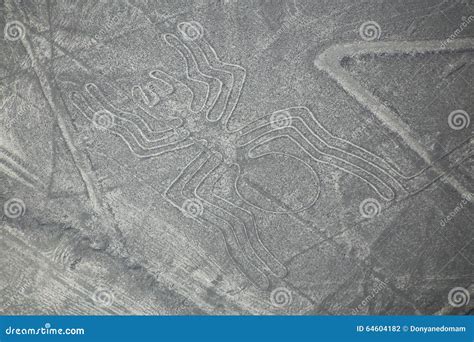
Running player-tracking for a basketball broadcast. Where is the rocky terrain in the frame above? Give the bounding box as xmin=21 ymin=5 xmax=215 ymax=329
xmin=0 ymin=0 xmax=473 ymax=315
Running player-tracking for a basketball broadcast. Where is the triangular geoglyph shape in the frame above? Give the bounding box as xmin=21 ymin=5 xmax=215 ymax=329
xmin=315 ymin=38 xmax=474 ymax=197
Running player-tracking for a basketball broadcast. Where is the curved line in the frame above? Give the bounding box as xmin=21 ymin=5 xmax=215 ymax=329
xmin=239 ymin=114 xmax=396 ymax=201
xmin=248 ymin=133 xmax=396 ymax=201
xmin=163 ymin=34 xmax=217 ymax=116
xmin=190 ymin=161 xmax=270 ymax=289
xmin=235 ymin=152 xmax=321 ymax=214
xmin=239 ymin=106 xmax=403 ymax=186
xmin=149 ymin=68 xmax=199 ymax=114
xmin=213 ymin=195 xmax=288 ymax=278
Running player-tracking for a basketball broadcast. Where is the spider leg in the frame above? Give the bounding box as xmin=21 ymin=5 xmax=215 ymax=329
xmin=70 ymin=88 xmax=193 ymax=158
xmin=271 ymin=107 xmax=474 ymax=195
xmin=193 ymin=38 xmax=246 ymax=128
xmin=164 ymin=33 xmax=221 ymax=119
xmin=160 ymin=25 xmax=246 ymax=129
xmin=237 ymin=107 xmax=398 ymax=201
xmin=174 ymin=36 xmax=245 ymax=124
xmin=164 ymin=151 xmax=270 ymax=290
xmin=84 ymin=82 xmax=177 ymax=139
xmin=203 ymin=166 xmax=288 ymax=278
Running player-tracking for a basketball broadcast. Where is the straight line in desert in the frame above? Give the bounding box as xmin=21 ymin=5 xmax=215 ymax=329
xmin=315 ymin=38 xmax=474 ymax=198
